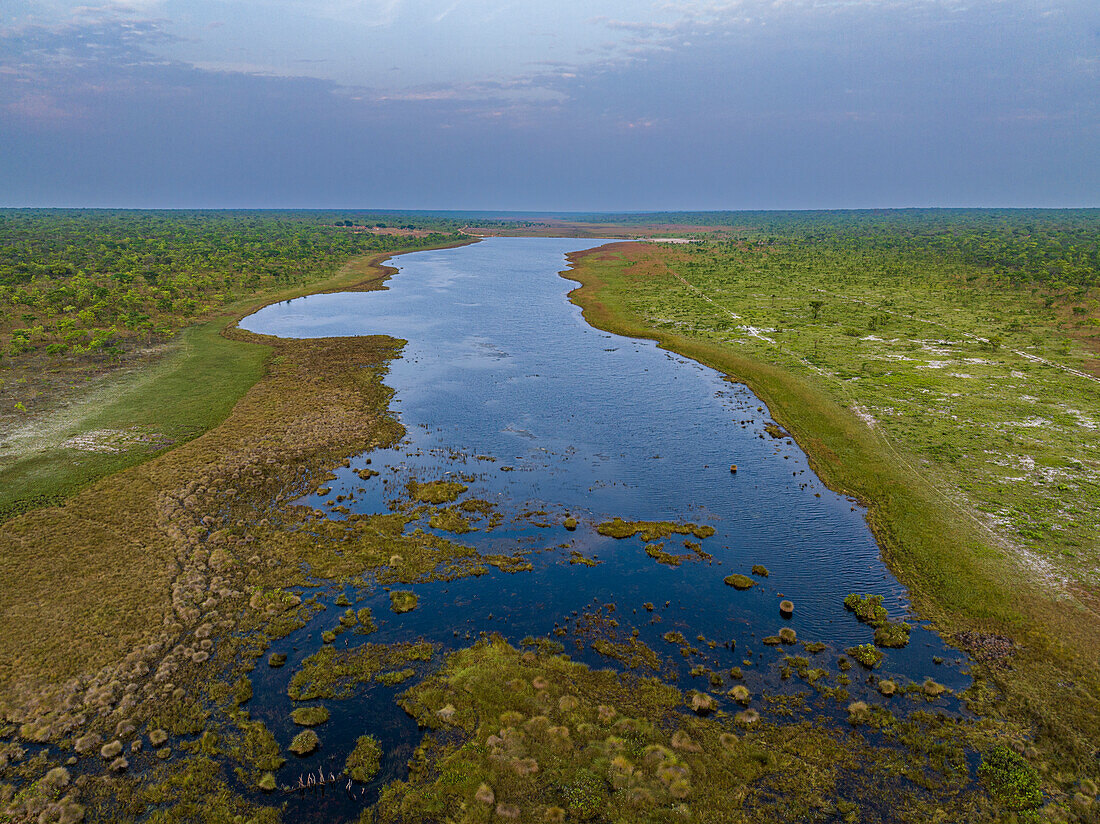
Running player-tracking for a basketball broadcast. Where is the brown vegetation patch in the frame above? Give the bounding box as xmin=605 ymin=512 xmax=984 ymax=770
xmin=950 ymin=631 xmax=1018 ymax=666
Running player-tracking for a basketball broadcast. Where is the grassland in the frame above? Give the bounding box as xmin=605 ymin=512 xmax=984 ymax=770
xmin=0 ymin=236 xmax=472 ymax=522
xmin=0 ymin=329 xmax=405 ymax=716
xmin=563 ymin=238 xmax=1100 ymax=798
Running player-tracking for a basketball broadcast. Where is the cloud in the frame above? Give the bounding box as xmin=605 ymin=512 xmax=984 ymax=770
xmin=433 ymin=0 xmax=462 ymax=22
xmin=0 ymin=0 xmax=1096 ymax=208
xmin=4 ymin=92 xmax=80 ymax=124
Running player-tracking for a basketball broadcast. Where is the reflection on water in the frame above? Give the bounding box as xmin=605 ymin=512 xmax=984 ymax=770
xmin=240 ymin=237 xmax=968 ymax=819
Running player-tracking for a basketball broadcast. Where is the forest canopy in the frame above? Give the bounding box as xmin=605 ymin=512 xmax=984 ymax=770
xmin=0 ymin=210 xmax=465 ymax=360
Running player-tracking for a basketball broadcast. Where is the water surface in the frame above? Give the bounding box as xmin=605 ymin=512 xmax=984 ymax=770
xmin=241 ymin=237 xmax=967 ymax=817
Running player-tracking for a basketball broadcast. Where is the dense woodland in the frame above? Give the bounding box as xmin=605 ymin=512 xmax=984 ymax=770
xmin=0 ymin=210 xmax=465 ymax=361
xmin=576 ymin=209 xmax=1100 ymax=291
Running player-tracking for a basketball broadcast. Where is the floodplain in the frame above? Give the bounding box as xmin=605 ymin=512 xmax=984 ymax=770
xmin=0 ymin=211 xmax=1097 ymax=824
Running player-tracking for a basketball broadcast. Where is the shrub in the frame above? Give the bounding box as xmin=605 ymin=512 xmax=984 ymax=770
xmin=873 ymin=621 xmax=911 ymax=648
xmin=845 ymin=644 xmax=883 ymax=668
xmin=978 ymin=745 xmax=1043 ymax=811
xmin=289 ymin=729 xmax=320 ymax=755
xmin=843 ymin=593 xmax=888 ymax=626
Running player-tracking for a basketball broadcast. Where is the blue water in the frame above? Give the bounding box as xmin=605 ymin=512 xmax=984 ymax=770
xmin=239 ymin=237 xmax=969 ymax=818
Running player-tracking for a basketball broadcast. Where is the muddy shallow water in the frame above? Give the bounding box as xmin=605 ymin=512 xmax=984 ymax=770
xmin=240 ymin=237 xmax=969 ymax=819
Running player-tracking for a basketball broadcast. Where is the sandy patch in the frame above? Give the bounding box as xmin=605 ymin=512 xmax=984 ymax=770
xmin=850 ymin=405 xmax=877 ymax=428
xmin=61 ymin=428 xmax=174 ymax=453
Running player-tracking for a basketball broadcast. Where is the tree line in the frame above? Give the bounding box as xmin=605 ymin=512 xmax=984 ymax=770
xmin=0 ymin=210 xmax=465 ymax=361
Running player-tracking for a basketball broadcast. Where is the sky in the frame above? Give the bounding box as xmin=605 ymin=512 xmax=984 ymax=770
xmin=0 ymin=0 xmax=1097 ymax=210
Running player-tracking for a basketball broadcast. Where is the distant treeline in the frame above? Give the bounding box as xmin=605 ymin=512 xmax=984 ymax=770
xmin=573 ymin=209 xmax=1100 ymax=291
xmin=0 ymin=210 xmax=465 ymax=360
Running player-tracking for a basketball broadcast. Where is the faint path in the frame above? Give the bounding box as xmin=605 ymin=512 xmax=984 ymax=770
xmin=672 ymin=271 xmax=829 ymax=376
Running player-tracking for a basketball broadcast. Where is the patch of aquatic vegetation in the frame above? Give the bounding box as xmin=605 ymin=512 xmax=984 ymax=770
xmin=289 ymin=729 xmax=320 ymax=755
xmin=723 ymin=573 xmax=755 ymax=590
xmin=246 ymin=474 xmax=524 ymax=593
xmin=643 ymin=542 xmax=685 ymax=567
xmin=427 ymin=507 xmax=473 ymax=534
xmin=228 ymin=719 xmax=285 ymax=784
xmin=291 ymin=706 xmax=330 ymax=727
xmin=459 ymin=498 xmax=495 ymax=515
xmin=287 ymin=642 xmax=435 ymax=701
xmin=843 ymin=593 xmax=889 ymax=625
xmin=346 ymin=735 xmax=383 ymax=783
xmin=407 ymin=479 xmax=468 ymax=505
xmin=597 ymin=518 xmax=716 ymax=567
xmin=873 ymin=621 xmax=913 ymax=649
xmin=389 ymin=590 xmax=419 ymax=614
xmin=597 ymin=518 xmax=716 ymax=541
xmin=843 ymin=593 xmax=912 ymax=649
xmin=378 ymin=637 xmax=1022 ymax=823
xmin=590 ymin=637 xmax=661 ymax=671
xmin=764 ymin=421 xmax=791 ymax=439
xmin=568 ymin=550 xmax=601 ymax=567
xmin=845 ymin=644 xmax=884 ymax=669
xmin=253 ymin=510 xmax=529 ymax=587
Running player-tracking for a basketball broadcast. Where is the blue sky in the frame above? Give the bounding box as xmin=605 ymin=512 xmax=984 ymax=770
xmin=1 ymin=0 xmax=1097 ymax=209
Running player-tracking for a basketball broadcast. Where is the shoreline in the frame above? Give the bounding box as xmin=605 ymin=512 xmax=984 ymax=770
xmin=0 ymin=236 xmax=478 ymax=524
xmin=560 ymin=241 xmax=1100 ymax=779
xmin=559 ymin=242 xmax=1013 ymax=624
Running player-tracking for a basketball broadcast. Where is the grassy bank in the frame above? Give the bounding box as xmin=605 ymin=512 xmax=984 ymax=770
xmin=0 ymin=326 xmax=407 ymax=717
xmin=563 ymin=243 xmax=1100 ymax=786
xmin=0 ymin=238 xmax=474 ymax=522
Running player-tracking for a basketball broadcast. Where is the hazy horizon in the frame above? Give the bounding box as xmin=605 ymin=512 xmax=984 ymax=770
xmin=3 ymin=206 xmax=1100 ymax=215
